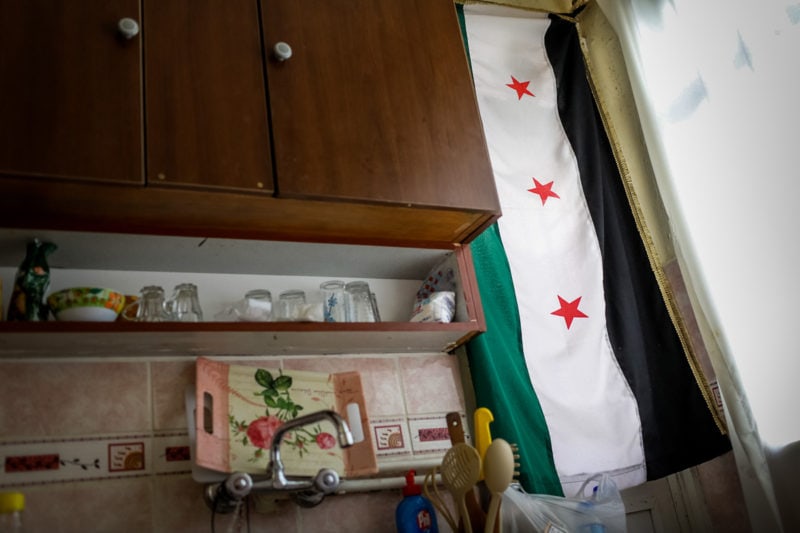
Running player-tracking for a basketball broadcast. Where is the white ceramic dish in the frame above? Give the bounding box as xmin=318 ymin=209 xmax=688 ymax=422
xmin=47 ymin=287 xmax=125 ymax=322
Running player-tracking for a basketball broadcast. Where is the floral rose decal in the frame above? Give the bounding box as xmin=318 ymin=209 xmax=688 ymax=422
xmin=230 ymin=368 xmax=336 ymax=461
xmin=316 ymin=432 xmax=336 ymax=450
xmin=245 ymin=415 xmax=283 ymax=450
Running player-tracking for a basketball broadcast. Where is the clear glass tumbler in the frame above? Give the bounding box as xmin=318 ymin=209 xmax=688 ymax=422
xmin=240 ymin=289 xmax=272 ymax=321
xmin=169 ymin=283 xmax=203 ymax=322
xmin=126 ymin=285 xmax=172 ymax=322
xmin=345 ymin=281 xmax=379 ymax=322
xmin=275 ymin=289 xmax=306 ymax=321
xmin=320 ymin=280 xmax=347 ymax=322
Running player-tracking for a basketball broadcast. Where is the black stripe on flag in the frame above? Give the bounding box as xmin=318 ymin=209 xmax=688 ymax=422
xmin=544 ymin=14 xmax=731 ymax=480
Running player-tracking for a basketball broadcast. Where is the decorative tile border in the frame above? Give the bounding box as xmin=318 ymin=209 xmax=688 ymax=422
xmin=0 ymin=433 xmax=191 ymax=487
xmin=370 ymin=417 xmax=412 ymax=458
xmin=408 ymin=414 xmax=458 ymax=454
xmin=153 ymin=434 xmax=194 ymax=475
xmin=2 ymin=414 xmax=468 ymax=487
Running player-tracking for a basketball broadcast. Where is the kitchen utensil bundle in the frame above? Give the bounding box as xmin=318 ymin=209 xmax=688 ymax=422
xmin=429 ymin=410 xmax=520 ymax=533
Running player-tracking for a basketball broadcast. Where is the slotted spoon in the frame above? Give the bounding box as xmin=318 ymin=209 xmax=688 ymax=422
xmin=440 ymin=442 xmax=481 ymax=533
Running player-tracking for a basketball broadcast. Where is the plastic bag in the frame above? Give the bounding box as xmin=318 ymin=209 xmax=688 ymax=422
xmin=501 ymin=474 xmax=626 ymax=533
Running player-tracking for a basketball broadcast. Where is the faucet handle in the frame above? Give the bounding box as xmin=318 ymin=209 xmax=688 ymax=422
xmin=314 ymin=468 xmax=340 ymax=494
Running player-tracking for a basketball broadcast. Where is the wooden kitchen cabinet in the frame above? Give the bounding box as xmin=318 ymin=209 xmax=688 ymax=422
xmin=262 ymin=0 xmax=499 ymax=212
xmin=0 ymin=0 xmax=498 ymax=246
xmin=0 ymin=0 xmax=272 ymax=193
xmin=0 ymin=0 xmax=143 ymax=184
xmin=143 ymin=1 xmax=273 ymax=193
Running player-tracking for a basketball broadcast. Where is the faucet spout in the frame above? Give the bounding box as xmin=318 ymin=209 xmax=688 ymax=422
xmin=267 ymin=409 xmax=354 ymax=492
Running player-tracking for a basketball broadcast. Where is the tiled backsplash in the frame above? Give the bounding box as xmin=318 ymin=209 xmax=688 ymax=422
xmin=0 ymin=353 xmax=466 ymax=532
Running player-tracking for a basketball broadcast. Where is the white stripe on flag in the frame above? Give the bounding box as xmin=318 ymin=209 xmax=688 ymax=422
xmin=464 ymin=4 xmax=647 ymax=492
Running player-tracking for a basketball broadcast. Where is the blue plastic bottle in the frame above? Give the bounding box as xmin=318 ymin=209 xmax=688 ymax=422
xmin=395 ymin=470 xmax=438 ymax=533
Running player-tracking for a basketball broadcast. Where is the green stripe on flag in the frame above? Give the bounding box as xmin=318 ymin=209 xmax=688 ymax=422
xmin=466 ymin=224 xmax=563 ymax=496
xmin=457 ymin=4 xmax=562 ymax=496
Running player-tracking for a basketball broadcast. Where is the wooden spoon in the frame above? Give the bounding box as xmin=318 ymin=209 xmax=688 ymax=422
xmin=483 ymin=438 xmax=515 ymax=533
xmin=441 ymin=443 xmax=482 ymax=533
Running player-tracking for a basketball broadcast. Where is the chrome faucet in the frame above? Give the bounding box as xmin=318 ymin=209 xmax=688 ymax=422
xmin=267 ymin=409 xmax=354 ymax=492
xmin=205 ymin=409 xmax=355 ymax=511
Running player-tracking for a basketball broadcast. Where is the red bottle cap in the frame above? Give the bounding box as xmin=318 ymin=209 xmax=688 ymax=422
xmin=402 ymin=470 xmax=421 ymax=496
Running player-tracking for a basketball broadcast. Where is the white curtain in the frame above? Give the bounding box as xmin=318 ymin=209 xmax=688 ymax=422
xmin=595 ymin=0 xmax=800 ymax=530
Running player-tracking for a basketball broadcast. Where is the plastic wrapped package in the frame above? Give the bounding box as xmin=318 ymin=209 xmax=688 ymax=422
xmin=501 ymin=474 xmax=627 ymax=533
xmin=410 ymin=259 xmax=456 ymax=323
xmin=410 ymin=291 xmax=455 ymax=323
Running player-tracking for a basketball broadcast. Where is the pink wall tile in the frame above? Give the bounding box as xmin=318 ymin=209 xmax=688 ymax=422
xmin=0 ymin=361 xmax=149 ymax=437
xmin=283 ymin=356 xmax=405 ymax=416
xmin=23 ymin=477 xmax=153 ymax=532
xmin=298 ymin=490 xmax=397 ymax=532
xmin=398 ymin=354 xmax=464 ymax=415
xmin=151 ymin=473 xmax=299 ymax=532
xmin=151 ymin=360 xmax=195 ymax=431
xmin=248 ymin=494 xmax=300 ymax=532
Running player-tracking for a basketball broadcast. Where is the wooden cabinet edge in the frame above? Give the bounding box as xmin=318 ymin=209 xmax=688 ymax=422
xmin=0 ymin=177 xmax=498 ymax=247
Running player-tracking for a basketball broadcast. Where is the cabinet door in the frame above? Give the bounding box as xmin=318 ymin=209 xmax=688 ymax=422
xmin=0 ymin=0 xmax=142 ymax=184
xmin=262 ymin=0 xmax=499 ymax=212
xmin=144 ymin=1 xmax=273 ymax=193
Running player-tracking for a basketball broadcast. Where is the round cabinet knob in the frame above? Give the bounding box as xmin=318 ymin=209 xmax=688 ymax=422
xmin=117 ymin=18 xmax=140 ymax=40
xmin=273 ymin=42 xmax=292 ymax=61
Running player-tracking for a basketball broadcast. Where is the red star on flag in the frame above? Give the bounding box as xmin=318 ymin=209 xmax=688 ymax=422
xmin=551 ymin=295 xmax=588 ymax=329
xmin=506 ymin=76 xmax=535 ymax=99
xmin=527 ymin=178 xmax=560 ymax=205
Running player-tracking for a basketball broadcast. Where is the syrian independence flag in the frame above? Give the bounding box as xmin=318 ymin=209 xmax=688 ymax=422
xmin=461 ymin=4 xmax=730 ymax=495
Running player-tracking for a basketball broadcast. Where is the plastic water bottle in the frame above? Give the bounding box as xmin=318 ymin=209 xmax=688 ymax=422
xmin=0 ymin=492 xmax=25 ymax=532
xmin=578 ymin=486 xmax=607 ymax=532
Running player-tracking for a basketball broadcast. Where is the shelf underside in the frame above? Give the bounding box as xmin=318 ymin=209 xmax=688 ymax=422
xmin=0 ymin=321 xmax=481 ymax=358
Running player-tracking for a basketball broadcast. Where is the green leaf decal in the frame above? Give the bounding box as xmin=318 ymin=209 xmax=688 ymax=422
xmin=255 ymin=369 xmax=274 ymax=388
xmin=274 ymin=375 xmax=293 ymax=391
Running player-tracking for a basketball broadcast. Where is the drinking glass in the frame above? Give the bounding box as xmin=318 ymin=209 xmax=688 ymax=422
xmin=275 ymin=289 xmax=306 ymax=321
xmin=320 ymin=280 xmax=347 ymax=322
xmin=124 ymin=285 xmax=172 ymax=322
xmin=241 ymin=289 xmax=272 ymax=321
xmin=345 ymin=281 xmax=379 ymax=322
xmin=168 ymin=283 xmax=203 ymax=322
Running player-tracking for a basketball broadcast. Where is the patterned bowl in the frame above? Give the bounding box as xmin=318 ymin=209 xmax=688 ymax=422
xmin=47 ymin=287 xmax=126 ymax=322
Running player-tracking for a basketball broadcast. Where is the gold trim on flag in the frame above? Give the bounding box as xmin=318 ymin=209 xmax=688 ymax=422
xmin=573 ymin=2 xmax=727 ymax=434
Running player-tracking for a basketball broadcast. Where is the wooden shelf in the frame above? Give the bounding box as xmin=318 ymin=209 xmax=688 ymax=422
xmin=0 ymin=230 xmax=485 ymax=358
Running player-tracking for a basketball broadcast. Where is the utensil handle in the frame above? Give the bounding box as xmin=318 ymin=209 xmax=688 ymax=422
xmin=459 ymin=498 xmax=472 ymax=533
xmin=484 ymin=495 xmax=500 ymax=533
xmin=423 ymin=470 xmax=458 ymax=532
